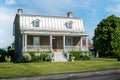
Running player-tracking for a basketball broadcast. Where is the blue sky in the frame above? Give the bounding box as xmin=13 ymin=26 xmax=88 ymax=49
xmin=0 ymin=0 xmax=120 ymax=48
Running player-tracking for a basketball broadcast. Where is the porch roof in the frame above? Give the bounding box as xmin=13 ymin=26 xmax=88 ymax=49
xmin=22 ymin=30 xmax=88 ymax=36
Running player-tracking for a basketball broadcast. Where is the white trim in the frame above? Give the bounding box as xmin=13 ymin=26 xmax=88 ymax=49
xmin=80 ymin=37 xmax=82 ymax=47
xmin=63 ymin=35 xmax=65 ymax=51
xmin=24 ymin=34 xmax=27 ymax=52
xmin=50 ymin=35 xmax=53 ymax=52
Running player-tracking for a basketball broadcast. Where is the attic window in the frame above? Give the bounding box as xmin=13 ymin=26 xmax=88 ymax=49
xmin=66 ymin=21 xmax=73 ymax=29
xmin=32 ymin=19 xmax=40 ymax=27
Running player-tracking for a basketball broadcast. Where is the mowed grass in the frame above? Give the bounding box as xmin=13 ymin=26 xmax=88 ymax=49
xmin=0 ymin=58 xmax=120 ymax=78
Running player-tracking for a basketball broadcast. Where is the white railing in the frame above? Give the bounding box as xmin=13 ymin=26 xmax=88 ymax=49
xmin=27 ymin=45 xmax=51 ymax=51
xmin=65 ymin=46 xmax=88 ymax=51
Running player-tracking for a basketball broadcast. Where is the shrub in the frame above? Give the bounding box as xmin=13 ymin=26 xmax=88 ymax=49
xmin=24 ymin=51 xmax=53 ymax=62
xmin=0 ymin=49 xmax=7 ymax=62
xmin=69 ymin=51 xmax=92 ymax=60
xmin=69 ymin=51 xmax=80 ymax=60
xmin=7 ymin=47 xmax=15 ymax=61
xmin=5 ymin=56 xmax=11 ymax=62
xmin=40 ymin=53 xmax=47 ymax=62
xmin=80 ymin=51 xmax=92 ymax=60
xmin=28 ymin=51 xmax=36 ymax=61
xmin=22 ymin=53 xmax=32 ymax=62
xmin=45 ymin=52 xmax=53 ymax=61
xmin=34 ymin=53 xmax=41 ymax=61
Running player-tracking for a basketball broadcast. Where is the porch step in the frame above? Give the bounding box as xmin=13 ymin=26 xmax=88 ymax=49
xmin=53 ymin=52 xmax=67 ymax=62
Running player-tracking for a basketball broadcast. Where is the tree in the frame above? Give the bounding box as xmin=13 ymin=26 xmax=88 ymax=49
xmin=93 ymin=15 xmax=120 ymax=57
xmin=111 ymin=19 xmax=120 ymax=61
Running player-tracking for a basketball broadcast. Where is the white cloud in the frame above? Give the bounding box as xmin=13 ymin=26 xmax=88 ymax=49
xmin=106 ymin=4 xmax=120 ymax=16
xmin=5 ymin=0 xmax=16 ymax=5
xmin=0 ymin=7 xmax=15 ymax=48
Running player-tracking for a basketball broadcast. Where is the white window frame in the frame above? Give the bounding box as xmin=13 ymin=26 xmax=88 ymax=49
xmin=66 ymin=21 xmax=73 ymax=29
xmin=33 ymin=37 xmax=40 ymax=46
xmin=33 ymin=19 xmax=40 ymax=27
xmin=66 ymin=37 xmax=73 ymax=46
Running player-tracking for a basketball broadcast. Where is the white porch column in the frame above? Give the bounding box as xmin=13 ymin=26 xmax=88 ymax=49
xmin=24 ymin=34 xmax=27 ymax=52
xmin=22 ymin=34 xmax=25 ymax=52
xmin=80 ymin=36 xmax=83 ymax=48
xmin=50 ymin=35 xmax=52 ymax=52
xmin=63 ymin=35 xmax=65 ymax=52
xmin=86 ymin=36 xmax=88 ymax=50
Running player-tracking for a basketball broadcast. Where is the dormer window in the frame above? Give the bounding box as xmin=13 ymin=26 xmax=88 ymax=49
xmin=66 ymin=21 xmax=73 ymax=29
xmin=32 ymin=19 xmax=40 ymax=27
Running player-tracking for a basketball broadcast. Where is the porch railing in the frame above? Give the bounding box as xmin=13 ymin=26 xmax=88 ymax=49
xmin=65 ymin=46 xmax=88 ymax=51
xmin=27 ymin=45 xmax=51 ymax=51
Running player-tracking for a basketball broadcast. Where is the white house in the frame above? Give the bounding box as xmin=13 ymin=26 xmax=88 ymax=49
xmin=13 ymin=9 xmax=88 ymax=61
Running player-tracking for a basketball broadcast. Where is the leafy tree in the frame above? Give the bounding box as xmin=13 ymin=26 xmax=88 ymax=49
xmin=111 ymin=20 xmax=120 ymax=61
xmin=93 ymin=15 xmax=120 ymax=57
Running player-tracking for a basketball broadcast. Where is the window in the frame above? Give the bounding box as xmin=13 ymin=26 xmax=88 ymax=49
xmin=32 ymin=19 xmax=40 ymax=27
xmin=66 ymin=21 xmax=73 ymax=29
xmin=66 ymin=37 xmax=73 ymax=46
xmin=33 ymin=37 xmax=40 ymax=46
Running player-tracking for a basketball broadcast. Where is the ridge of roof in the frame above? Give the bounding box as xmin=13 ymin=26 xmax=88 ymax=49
xmin=16 ymin=13 xmax=80 ymax=19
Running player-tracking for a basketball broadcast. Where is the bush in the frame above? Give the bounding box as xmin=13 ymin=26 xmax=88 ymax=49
xmin=7 ymin=47 xmax=15 ymax=61
xmin=80 ymin=51 xmax=92 ymax=60
xmin=69 ymin=51 xmax=92 ymax=60
xmin=45 ymin=52 xmax=53 ymax=61
xmin=39 ymin=53 xmax=47 ymax=62
xmin=5 ymin=56 xmax=11 ymax=62
xmin=27 ymin=51 xmax=53 ymax=62
xmin=0 ymin=49 xmax=7 ymax=62
xmin=28 ymin=51 xmax=36 ymax=61
xmin=69 ymin=51 xmax=80 ymax=60
xmin=22 ymin=53 xmax=32 ymax=62
xmin=34 ymin=53 xmax=41 ymax=61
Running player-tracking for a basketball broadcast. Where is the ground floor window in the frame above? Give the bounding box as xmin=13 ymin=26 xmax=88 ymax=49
xmin=66 ymin=37 xmax=73 ymax=46
xmin=33 ymin=36 xmax=40 ymax=46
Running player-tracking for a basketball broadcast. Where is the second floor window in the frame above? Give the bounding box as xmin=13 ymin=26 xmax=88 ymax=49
xmin=66 ymin=21 xmax=73 ymax=29
xmin=33 ymin=19 xmax=40 ymax=27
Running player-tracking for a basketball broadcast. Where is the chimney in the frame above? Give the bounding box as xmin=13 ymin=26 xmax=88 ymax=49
xmin=67 ymin=12 xmax=73 ymax=17
xmin=18 ymin=8 xmax=23 ymax=14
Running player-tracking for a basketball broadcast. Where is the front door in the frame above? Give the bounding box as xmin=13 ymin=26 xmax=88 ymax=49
xmin=52 ymin=37 xmax=57 ymax=52
xmin=52 ymin=36 xmax=63 ymax=52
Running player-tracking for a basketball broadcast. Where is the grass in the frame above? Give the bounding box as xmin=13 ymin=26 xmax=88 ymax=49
xmin=0 ymin=58 xmax=120 ymax=78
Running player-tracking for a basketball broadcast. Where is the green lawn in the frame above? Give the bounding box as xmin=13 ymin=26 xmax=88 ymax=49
xmin=0 ymin=58 xmax=120 ymax=78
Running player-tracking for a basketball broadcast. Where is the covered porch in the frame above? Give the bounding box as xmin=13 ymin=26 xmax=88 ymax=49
xmin=22 ymin=34 xmax=88 ymax=52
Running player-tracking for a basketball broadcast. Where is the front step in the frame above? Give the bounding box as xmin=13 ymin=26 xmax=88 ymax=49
xmin=53 ymin=52 xmax=67 ymax=62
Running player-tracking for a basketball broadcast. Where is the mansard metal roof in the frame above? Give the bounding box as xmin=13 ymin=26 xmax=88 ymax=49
xmin=14 ymin=13 xmax=85 ymax=34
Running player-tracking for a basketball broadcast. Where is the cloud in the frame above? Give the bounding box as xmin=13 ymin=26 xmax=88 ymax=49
xmin=0 ymin=7 xmax=15 ymax=48
xmin=5 ymin=0 xmax=16 ymax=5
xmin=106 ymin=4 xmax=120 ymax=16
